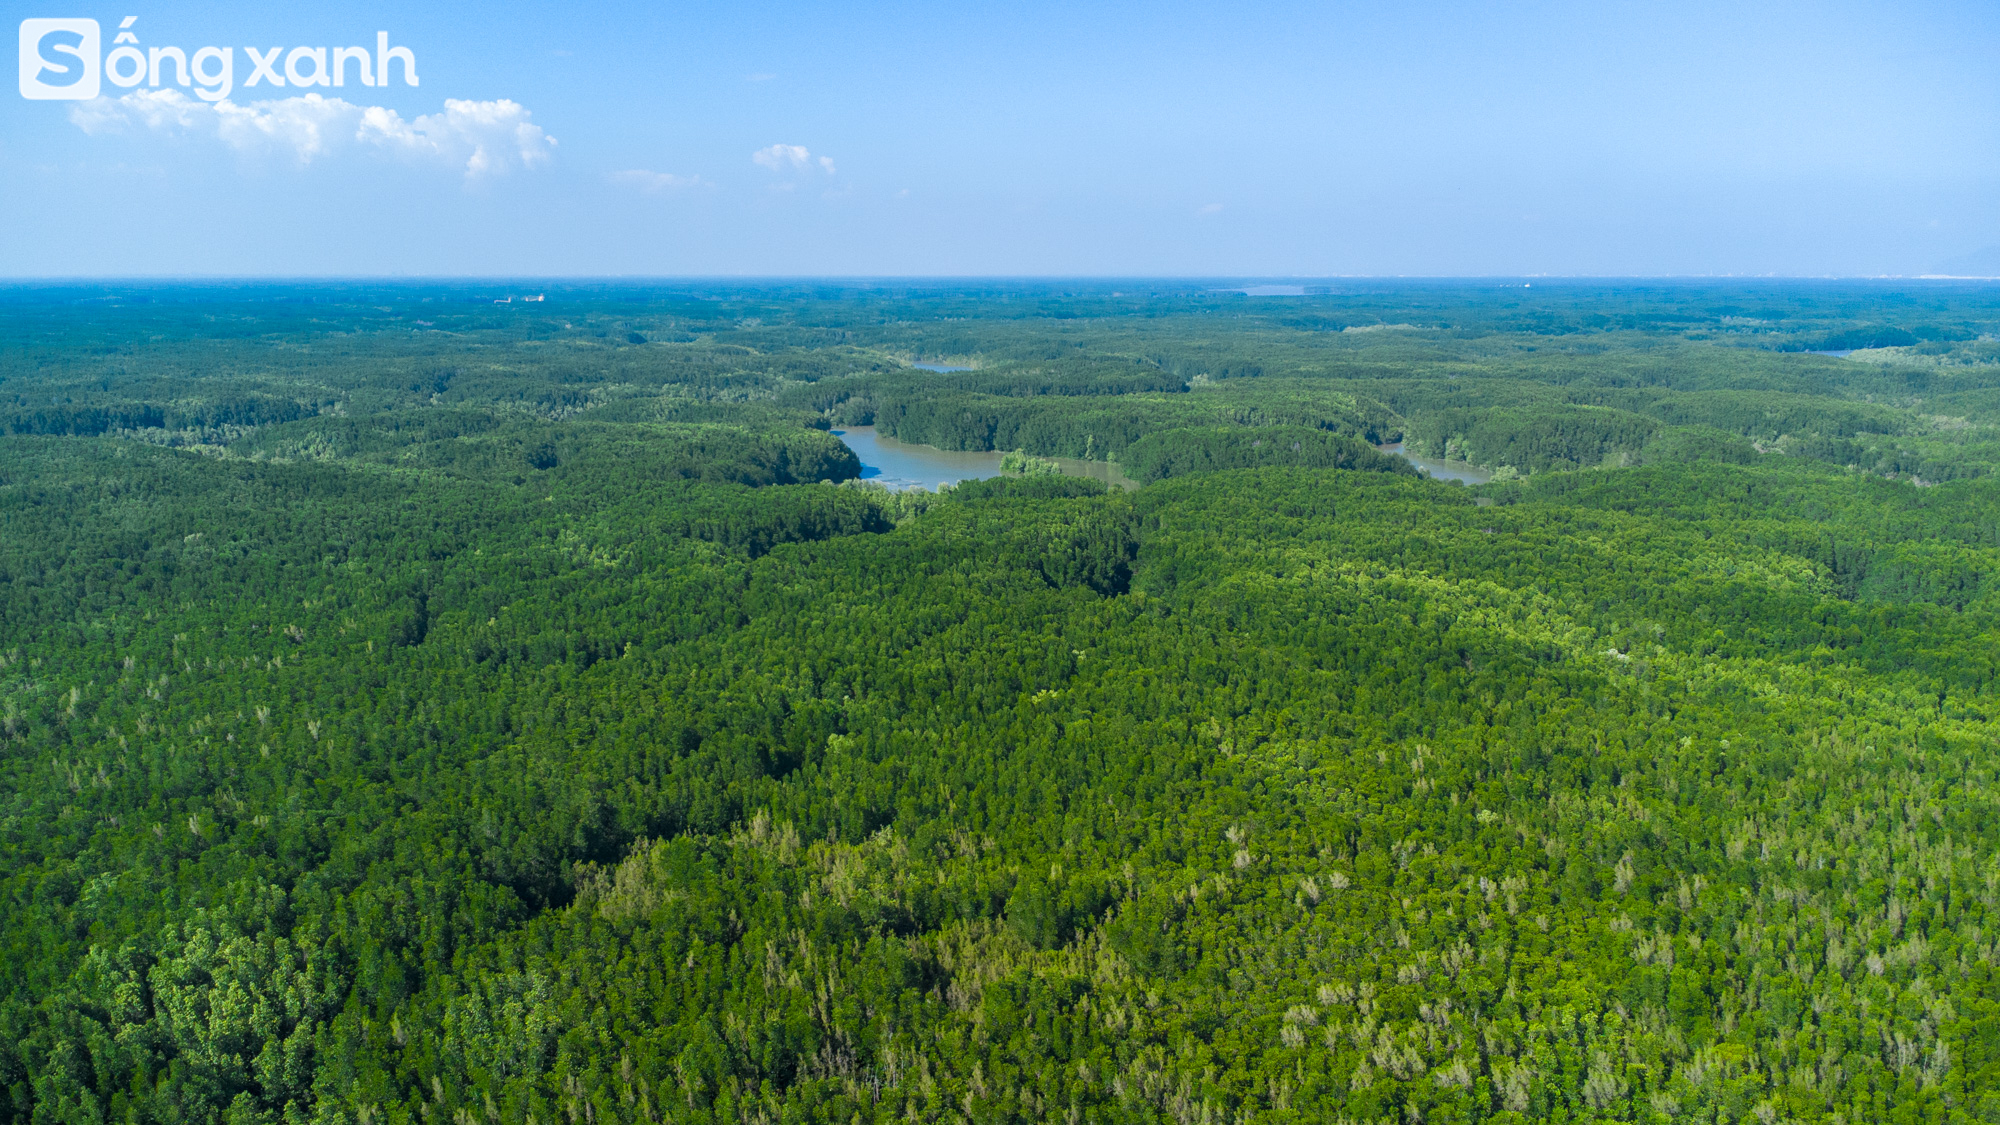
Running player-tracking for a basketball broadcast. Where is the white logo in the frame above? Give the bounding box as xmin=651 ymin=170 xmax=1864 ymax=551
xmin=19 ymin=17 xmax=99 ymax=99
xmin=18 ymin=16 xmax=417 ymax=102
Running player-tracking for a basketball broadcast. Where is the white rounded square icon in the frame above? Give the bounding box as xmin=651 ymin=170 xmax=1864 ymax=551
xmin=20 ymin=18 xmax=100 ymax=100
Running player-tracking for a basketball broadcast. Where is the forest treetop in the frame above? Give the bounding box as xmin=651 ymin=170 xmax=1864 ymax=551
xmin=5 ymin=281 xmax=2000 ymax=1125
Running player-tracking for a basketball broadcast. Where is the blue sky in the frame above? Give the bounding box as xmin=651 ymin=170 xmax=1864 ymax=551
xmin=4 ymin=0 xmax=1998 ymax=276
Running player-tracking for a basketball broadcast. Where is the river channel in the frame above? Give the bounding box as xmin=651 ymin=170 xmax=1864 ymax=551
xmin=833 ymin=427 xmax=1137 ymax=492
xmin=833 ymin=430 xmax=1483 ymax=491
xmin=1375 ymin=442 xmax=1494 ymax=484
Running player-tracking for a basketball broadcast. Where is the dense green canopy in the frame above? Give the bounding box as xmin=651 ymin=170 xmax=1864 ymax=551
xmin=5 ymin=282 xmax=2000 ymax=1125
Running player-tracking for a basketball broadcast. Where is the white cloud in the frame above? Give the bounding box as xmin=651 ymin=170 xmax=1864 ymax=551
xmin=217 ymin=95 xmax=357 ymax=161
xmin=752 ymin=143 xmax=835 ymax=175
xmin=752 ymin=143 xmax=811 ymax=171
xmin=68 ymin=91 xmax=556 ymax=177
xmin=70 ymin=88 xmax=208 ymax=134
xmin=610 ymin=169 xmax=706 ymax=192
xmin=1198 ymin=202 xmax=1224 ymax=215
xmin=360 ymin=99 xmax=557 ymax=176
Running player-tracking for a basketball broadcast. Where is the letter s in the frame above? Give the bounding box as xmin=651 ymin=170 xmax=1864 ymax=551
xmin=18 ymin=18 xmax=102 ymax=100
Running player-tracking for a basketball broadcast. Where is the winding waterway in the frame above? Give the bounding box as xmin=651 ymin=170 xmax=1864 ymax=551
xmin=833 ymin=430 xmax=1481 ymax=491
xmin=833 ymin=427 xmax=1137 ymax=492
xmin=1376 ymin=442 xmax=1494 ymax=485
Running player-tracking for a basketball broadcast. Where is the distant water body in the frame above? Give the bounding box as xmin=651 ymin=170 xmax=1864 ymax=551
xmin=835 ymin=427 xmax=1000 ymax=490
xmin=833 ymin=427 xmax=1137 ymax=492
xmin=1377 ymin=442 xmax=1494 ymax=485
xmin=1212 ymin=285 xmax=1307 ymax=297
xmin=910 ymin=362 xmax=973 ymax=372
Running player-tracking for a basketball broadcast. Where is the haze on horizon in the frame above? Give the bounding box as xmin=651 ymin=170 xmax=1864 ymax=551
xmin=2 ymin=0 xmax=1997 ymax=278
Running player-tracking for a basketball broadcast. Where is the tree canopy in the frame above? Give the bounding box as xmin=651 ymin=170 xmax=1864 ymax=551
xmin=6 ymin=281 xmax=2000 ymax=1125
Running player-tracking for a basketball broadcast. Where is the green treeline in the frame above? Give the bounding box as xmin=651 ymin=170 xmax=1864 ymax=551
xmin=1402 ymin=405 xmax=1660 ymax=473
xmin=789 ymin=376 xmax=1395 ymax=462
xmin=1122 ymin=427 xmax=1416 ymax=483
xmin=2 ymin=394 xmax=319 ymax=437
xmin=229 ymin=415 xmax=860 ymax=488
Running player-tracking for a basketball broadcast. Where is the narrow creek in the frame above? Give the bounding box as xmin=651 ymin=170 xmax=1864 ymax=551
xmin=832 ymin=429 xmax=1480 ymax=491
xmin=833 ymin=427 xmax=1136 ymax=491
xmin=1376 ymin=442 xmax=1494 ymax=484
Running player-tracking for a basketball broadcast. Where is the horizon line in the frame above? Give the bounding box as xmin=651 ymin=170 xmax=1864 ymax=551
xmin=3 ymin=274 xmax=2000 ymax=285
